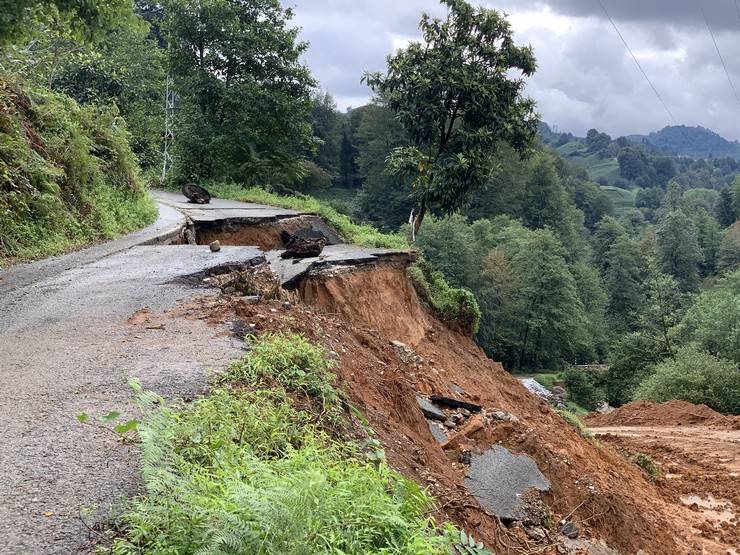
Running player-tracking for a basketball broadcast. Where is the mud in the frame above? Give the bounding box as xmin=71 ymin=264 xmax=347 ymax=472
xmin=194 ymin=215 xmax=341 ymax=250
xmin=154 ymin=260 xmax=732 ymax=555
xmin=584 ymin=400 xmax=740 ymax=429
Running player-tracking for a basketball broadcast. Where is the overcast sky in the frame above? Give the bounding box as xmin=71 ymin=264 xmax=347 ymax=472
xmin=282 ymin=0 xmax=740 ymax=141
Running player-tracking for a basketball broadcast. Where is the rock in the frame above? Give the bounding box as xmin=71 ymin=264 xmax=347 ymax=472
xmin=443 ymin=419 xmax=456 ymax=429
xmin=429 ymin=395 xmax=482 ymax=413
xmin=451 ymin=413 xmax=464 ymax=423
xmin=427 ymin=421 xmax=447 ymax=443
xmin=391 ymin=340 xmax=408 ymax=349
xmin=460 ymin=408 xmax=471 ymax=417
xmin=280 ymin=230 xmax=326 ymax=259
xmin=182 ymin=182 xmax=211 ymax=204
xmin=209 ymin=240 xmax=221 ymax=252
xmin=525 ymin=526 xmax=547 ymax=542
xmin=416 ymin=395 xmax=446 ymax=421
xmin=552 ymin=386 xmax=566 ymax=395
xmin=559 ymin=521 xmax=579 ymax=539
xmin=282 ymin=301 xmax=292 ymax=309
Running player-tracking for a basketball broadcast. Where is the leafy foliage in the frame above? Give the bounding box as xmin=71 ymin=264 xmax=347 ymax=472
xmin=562 ymin=366 xmax=606 ymax=412
xmin=633 ymin=345 xmax=740 ymax=414
xmin=555 ymin=409 xmax=592 ymax=439
xmin=111 ymin=334 xmax=481 ymax=554
xmin=365 ymin=0 xmax=537 ymax=234
xmin=633 ymin=453 xmax=659 ymax=481
xmin=408 ymin=258 xmax=481 ymax=335
xmin=165 ymin=0 xmax=316 ymax=188
xmin=0 ymin=75 xmax=155 ymax=264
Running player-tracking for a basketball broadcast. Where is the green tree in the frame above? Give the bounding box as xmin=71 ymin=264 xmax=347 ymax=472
xmin=604 ymin=235 xmax=643 ymax=332
xmin=633 ymin=345 xmax=740 ymax=414
xmin=639 ymin=266 xmax=685 ymax=359
xmin=716 ymin=187 xmax=736 ymax=227
xmin=675 ymin=268 xmax=740 ymax=363
xmin=364 ymin=0 xmax=537 ymax=236
xmin=563 ymin=366 xmax=606 ymax=411
xmin=717 ymin=222 xmax=740 ymax=273
xmin=307 ymin=91 xmax=341 ymax=179
xmin=592 ymin=215 xmax=627 ymax=275
xmin=165 ymin=0 xmax=316 ymax=188
xmin=509 ymin=229 xmax=588 ymax=370
xmin=605 ymin=333 xmax=663 ymax=406
xmin=655 ymin=209 xmax=703 ymax=291
xmin=352 ymin=103 xmax=412 ymax=231
xmin=689 ymin=207 xmax=722 ymax=277
xmin=52 ymin=16 xmax=166 ymax=168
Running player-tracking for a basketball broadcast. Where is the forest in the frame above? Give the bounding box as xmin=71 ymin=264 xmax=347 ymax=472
xmin=1 ymin=0 xmax=739 ymax=418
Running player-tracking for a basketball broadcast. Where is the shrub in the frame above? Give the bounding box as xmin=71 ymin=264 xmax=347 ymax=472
xmin=111 ymin=334 xmax=475 ymax=554
xmin=562 ymin=366 xmax=606 ymax=411
xmin=556 ymin=409 xmax=592 ymax=439
xmin=408 ymin=258 xmax=481 ymax=335
xmin=633 ymin=345 xmax=740 ymax=414
xmin=0 ymin=75 xmax=155 ymax=264
xmin=633 ymin=453 xmax=659 ymax=481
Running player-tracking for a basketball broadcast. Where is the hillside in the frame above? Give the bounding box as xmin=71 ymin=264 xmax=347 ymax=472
xmin=628 ymin=125 xmax=740 ymax=160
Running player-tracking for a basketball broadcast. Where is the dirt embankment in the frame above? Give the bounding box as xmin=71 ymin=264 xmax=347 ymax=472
xmin=131 ymin=261 xmax=733 ymax=554
xmin=584 ymin=400 xmax=740 ymax=429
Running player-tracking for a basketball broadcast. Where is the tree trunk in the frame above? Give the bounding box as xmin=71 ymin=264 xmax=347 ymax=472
xmin=412 ymin=199 xmax=427 ymax=240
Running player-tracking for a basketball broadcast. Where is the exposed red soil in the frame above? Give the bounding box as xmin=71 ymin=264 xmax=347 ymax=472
xmin=128 ymin=262 xmax=737 ymax=554
xmin=592 ymin=427 xmax=739 ymax=552
xmin=195 ymin=215 xmax=328 ymax=250
xmin=584 ymin=400 xmax=740 ymax=430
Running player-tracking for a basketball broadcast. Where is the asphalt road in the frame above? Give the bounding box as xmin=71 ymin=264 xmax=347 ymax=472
xmin=0 ymin=193 xmax=411 ymax=554
xmin=0 ymin=197 xmax=272 ymax=554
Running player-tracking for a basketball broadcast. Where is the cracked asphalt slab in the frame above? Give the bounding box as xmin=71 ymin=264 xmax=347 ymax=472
xmin=0 ymin=192 xmax=413 ymax=554
xmin=0 ymin=243 xmax=264 ymax=554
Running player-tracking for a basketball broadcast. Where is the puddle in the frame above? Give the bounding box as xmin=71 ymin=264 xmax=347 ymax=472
xmin=680 ymin=494 xmax=736 ymax=524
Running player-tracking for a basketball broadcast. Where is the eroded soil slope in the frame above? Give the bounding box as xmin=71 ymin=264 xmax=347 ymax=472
xmin=129 ymin=262 xmax=734 ymax=554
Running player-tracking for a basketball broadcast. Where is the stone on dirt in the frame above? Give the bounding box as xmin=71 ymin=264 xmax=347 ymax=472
xmin=559 ymin=521 xmax=580 ymax=539
xmin=416 ymin=395 xmax=446 ymax=421
xmin=209 ymin=240 xmax=221 ymax=252
xmin=465 ymin=445 xmax=551 ymax=521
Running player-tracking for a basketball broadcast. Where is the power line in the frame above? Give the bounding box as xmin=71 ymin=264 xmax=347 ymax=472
xmin=699 ymin=0 xmax=740 ymax=108
xmin=596 ymin=0 xmax=676 ymax=122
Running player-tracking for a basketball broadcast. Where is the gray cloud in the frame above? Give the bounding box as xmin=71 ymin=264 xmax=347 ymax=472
xmin=283 ymin=0 xmax=740 ymax=140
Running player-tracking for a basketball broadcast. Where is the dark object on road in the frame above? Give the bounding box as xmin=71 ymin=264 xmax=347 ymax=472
xmin=209 ymin=240 xmax=221 ymax=252
xmin=280 ymin=230 xmax=326 ymax=259
xmin=182 ymin=183 xmax=211 ymax=204
xmin=429 ymin=395 xmax=482 ymax=413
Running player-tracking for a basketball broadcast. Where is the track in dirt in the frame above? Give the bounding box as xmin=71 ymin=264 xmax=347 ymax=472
xmin=589 ymin=425 xmax=740 ymax=555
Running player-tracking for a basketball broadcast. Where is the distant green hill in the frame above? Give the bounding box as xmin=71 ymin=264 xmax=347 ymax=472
xmin=627 ymin=126 xmax=740 ymax=160
xmin=555 ymin=141 xmax=620 ymax=184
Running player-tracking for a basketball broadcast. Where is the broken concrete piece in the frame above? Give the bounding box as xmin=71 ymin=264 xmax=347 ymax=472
xmin=427 ymin=421 xmax=447 ymax=443
xmin=416 ymin=395 xmax=445 ymax=421
xmin=429 ymin=395 xmax=481 ymax=413
xmin=209 ymin=240 xmax=221 ymax=252
xmin=464 ymin=445 xmax=551 ymax=521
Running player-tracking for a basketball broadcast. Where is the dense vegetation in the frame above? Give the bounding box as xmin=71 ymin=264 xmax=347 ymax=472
xmin=0 ymin=0 xmax=158 ymax=264
xmin=111 ymin=333 xmax=485 ymax=554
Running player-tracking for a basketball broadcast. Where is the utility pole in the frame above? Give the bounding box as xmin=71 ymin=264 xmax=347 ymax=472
xmin=161 ymin=74 xmax=175 ymax=183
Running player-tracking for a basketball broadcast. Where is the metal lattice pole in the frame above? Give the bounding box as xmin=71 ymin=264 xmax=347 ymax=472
xmin=161 ymin=74 xmax=175 ymax=183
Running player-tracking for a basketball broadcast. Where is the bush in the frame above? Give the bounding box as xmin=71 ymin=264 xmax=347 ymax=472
xmin=408 ymin=258 xmax=481 ymax=335
xmin=562 ymin=366 xmax=606 ymax=411
xmin=604 ymin=332 xmax=664 ymax=406
xmin=0 ymin=75 xmax=155 ymax=264
xmin=633 ymin=453 xmax=659 ymax=481
xmin=556 ymin=409 xmax=592 ymax=439
xmin=633 ymin=345 xmax=740 ymax=414
xmin=112 ymin=333 xmax=462 ymax=554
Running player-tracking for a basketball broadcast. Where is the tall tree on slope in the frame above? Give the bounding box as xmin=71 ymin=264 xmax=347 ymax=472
xmin=364 ymin=0 xmax=538 ymax=238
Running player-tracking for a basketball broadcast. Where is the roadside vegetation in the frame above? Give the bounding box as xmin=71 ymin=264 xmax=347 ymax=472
xmin=109 ymin=333 xmax=486 ymax=555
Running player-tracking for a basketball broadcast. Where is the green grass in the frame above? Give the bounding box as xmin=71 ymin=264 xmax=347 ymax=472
xmin=109 ymin=333 xmax=487 ymax=555
xmin=312 ymin=186 xmax=358 ymax=216
xmin=0 ymin=74 xmax=156 ymax=266
xmin=600 ymin=185 xmax=636 ymax=219
xmin=531 ymin=372 xmax=559 ymax=391
xmin=206 ymin=182 xmax=408 ymax=250
xmin=556 ymin=409 xmax=592 ymax=438
xmin=633 ymin=453 xmax=659 ymax=481
xmin=555 ymin=142 xmax=620 ymax=183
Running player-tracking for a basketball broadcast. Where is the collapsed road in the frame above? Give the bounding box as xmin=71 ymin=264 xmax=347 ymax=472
xmin=0 ymin=191 xmax=412 ymax=555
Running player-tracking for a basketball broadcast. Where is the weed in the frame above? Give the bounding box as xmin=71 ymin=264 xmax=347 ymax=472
xmin=408 ymin=258 xmax=481 ymax=334
xmin=556 ymin=409 xmax=592 ymax=439
xmin=109 ymin=334 xmax=480 ymax=555
xmin=633 ymin=453 xmax=659 ymax=481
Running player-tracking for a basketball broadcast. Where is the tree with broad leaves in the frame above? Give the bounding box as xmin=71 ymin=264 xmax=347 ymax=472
xmin=363 ymin=0 xmax=538 ymax=237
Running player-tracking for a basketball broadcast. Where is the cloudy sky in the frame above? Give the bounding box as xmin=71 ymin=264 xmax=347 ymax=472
xmin=282 ymin=0 xmax=740 ymax=141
